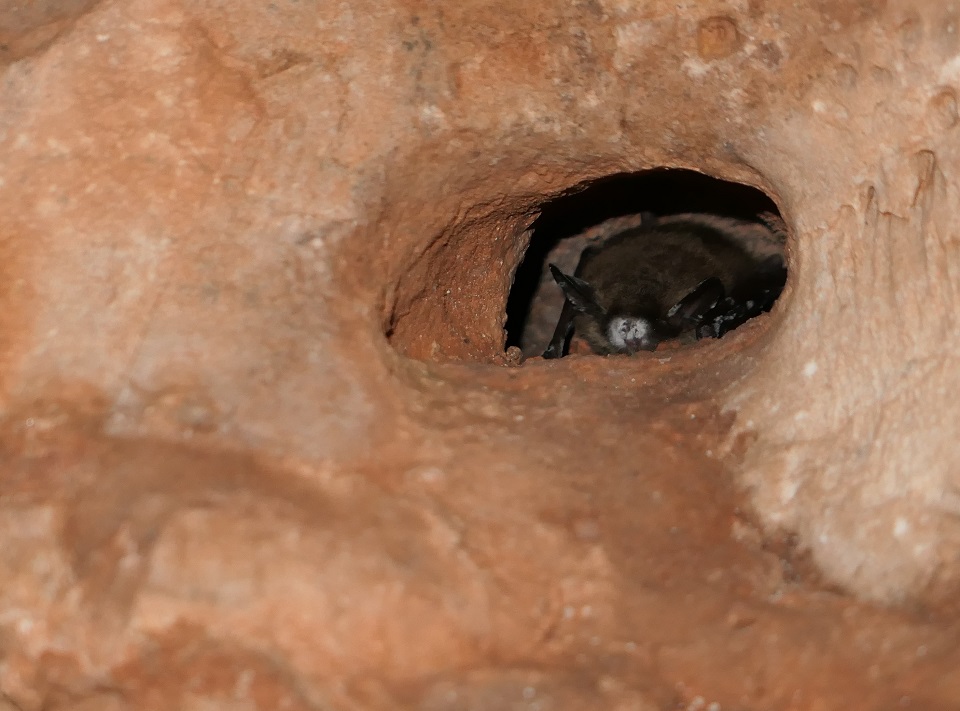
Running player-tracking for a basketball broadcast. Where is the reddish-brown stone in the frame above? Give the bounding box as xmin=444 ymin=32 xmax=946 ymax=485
xmin=697 ymin=16 xmax=742 ymax=60
xmin=1 ymin=0 xmax=959 ymax=709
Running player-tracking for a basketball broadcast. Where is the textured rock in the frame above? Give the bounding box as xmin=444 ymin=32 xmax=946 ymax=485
xmin=2 ymin=0 xmax=960 ymax=708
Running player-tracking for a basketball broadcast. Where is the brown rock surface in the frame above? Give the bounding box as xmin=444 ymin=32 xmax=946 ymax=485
xmin=1 ymin=0 xmax=959 ymax=709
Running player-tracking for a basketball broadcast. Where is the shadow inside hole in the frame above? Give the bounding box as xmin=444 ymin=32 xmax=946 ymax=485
xmin=506 ymin=169 xmax=784 ymax=357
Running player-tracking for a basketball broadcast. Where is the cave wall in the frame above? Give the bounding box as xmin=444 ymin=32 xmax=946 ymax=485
xmin=2 ymin=0 xmax=959 ymax=707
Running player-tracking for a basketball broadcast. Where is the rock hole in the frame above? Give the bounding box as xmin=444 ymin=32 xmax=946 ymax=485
xmin=506 ymin=169 xmax=788 ymax=358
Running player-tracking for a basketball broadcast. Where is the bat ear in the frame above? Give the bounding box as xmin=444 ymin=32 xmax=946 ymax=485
xmin=549 ymin=264 xmax=606 ymax=320
xmin=665 ymin=277 xmax=725 ymax=329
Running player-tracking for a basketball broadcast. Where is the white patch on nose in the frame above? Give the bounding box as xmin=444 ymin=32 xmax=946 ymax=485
xmin=606 ymin=316 xmax=650 ymax=351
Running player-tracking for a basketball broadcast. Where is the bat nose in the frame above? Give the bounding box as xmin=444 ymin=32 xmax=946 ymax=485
xmin=625 ymin=336 xmax=657 ymax=353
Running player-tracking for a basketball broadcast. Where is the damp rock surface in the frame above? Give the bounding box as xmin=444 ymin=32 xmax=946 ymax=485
xmin=1 ymin=0 xmax=960 ymax=709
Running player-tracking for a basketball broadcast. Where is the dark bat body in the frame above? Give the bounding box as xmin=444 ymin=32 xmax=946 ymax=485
xmin=543 ymin=215 xmax=786 ymax=357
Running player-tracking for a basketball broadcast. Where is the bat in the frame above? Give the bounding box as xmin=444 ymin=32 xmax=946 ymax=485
xmin=542 ymin=214 xmax=786 ymax=358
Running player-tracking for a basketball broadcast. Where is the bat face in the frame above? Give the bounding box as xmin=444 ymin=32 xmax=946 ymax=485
xmin=549 ymin=262 xmax=724 ymax=355
xmin=543 ymin=216 xmax=784 ymax=357
xmin=605 ymin=315 xmax=659 ymax=353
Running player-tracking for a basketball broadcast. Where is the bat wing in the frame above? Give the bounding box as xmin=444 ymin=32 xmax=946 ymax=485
xmin=548 ymin=264 xmax=607 ymax=320
xmin=665 ymin=277 xmax=725 ymax=331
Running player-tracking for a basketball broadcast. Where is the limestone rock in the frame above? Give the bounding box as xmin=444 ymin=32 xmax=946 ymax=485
xmin=1 ymin=0 xmax=959 ymax=708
